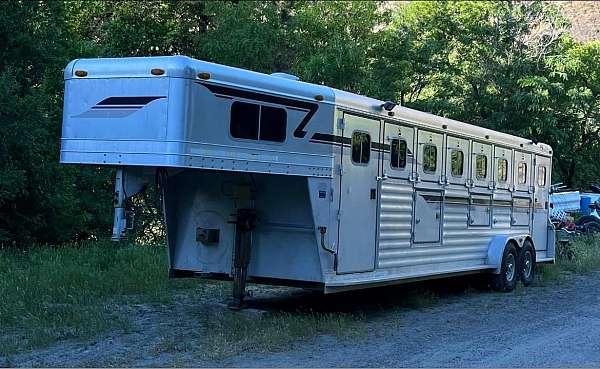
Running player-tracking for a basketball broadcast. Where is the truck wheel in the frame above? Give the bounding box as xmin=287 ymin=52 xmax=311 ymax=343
xmin=518 ymin=241 xmax=536 ymax=286
xmin=492 ymin=243 xmax=518 ymax=292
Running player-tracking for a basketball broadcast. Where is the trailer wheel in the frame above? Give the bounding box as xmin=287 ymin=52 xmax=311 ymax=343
xmin=491 ymin=243 xmax=518 ymax=292
xmin=518 ymin=240 xmax=536 ymax=286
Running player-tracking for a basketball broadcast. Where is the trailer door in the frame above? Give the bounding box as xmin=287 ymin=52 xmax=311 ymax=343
xmin=532 ymin=155 xmax=551 ymax=250
xmin=337 ymin=113 xmax=380 ymax=274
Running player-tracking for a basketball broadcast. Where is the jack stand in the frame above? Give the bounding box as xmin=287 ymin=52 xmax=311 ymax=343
xmin=229 ymin=209 xmax=256 ymax=310
xmin=111 ymin=167 xmax=127 ymax=241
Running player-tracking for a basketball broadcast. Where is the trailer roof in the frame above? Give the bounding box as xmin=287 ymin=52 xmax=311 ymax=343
xmin=65 ymin=55 xmax=552 ymax=156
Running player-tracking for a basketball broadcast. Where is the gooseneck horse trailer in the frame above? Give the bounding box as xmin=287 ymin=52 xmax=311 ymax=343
xmin=61 ymin=56 xmax=555 ymax=307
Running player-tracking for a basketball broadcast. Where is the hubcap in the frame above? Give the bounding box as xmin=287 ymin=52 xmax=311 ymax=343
xmin=523 ymin=251 xmax=533 ymax=279
xmin=506 ymin=253 xmax=516 ymax=282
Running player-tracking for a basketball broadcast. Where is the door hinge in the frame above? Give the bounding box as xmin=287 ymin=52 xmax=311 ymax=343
xmin=337 ymin=210 xmax=342 ymax=220
xmin=337 ymin=117 xmax=345 ymax=130
xmin=336 ymin=164 xmax=344 ymax=176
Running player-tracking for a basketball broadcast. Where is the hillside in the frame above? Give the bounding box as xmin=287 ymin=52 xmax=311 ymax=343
xmin=559 ymin=1 xmax=600 ymax=42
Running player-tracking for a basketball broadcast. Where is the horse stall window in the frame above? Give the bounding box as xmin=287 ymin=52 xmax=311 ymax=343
xmin=497 ymin=158 xmax=508 ymax=182
xmin=518 ymin=162 xmax=528 ymax=184
xmin=423 ymin=144 xmax=437 ymax=173
xmin=450 ymin=150 xmax=464 ymax=177
xmin=391 ymin=139 xmax=407 ymax=169
xmin=352 ymin=131 xmax=371 ymax=164
xmin=475 ymin=154 xmax=487 ymax=179
xmin=230 ymin=102 xmax=286 ymax=142
xmin=538 ymin=165 xmax=547 ymax=187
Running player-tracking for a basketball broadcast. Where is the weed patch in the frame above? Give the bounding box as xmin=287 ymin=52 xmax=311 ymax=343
xmin=0 ymin=240 xmax=198 ymax=355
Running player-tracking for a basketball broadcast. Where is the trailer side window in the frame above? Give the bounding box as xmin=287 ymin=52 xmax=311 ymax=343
xmin=230 ymin=101 xmax=286 ymax=143
xmin=423 ymin=144 xmax=437 ymax=173
xmin=390 ymin=139 xmax=407 ymax=169
xmin=450 ymin=150 xmax=464 ymax=177
xmin=259 ymin=106 xmax=287 ymax=142
xmin=537 ymin=166 xmax=546 ymax=187
xmin=475 ymin=154 xmax=487 ymax=179
xmin=518 ymin=162 xmax=528 ymax=184
xmin=497 ymin=159 xmax=508 ymax=182
xmin=351 ymin=131 xmax=370 ymax=164
xmin=230 ymin=101 xmax=259 ymax=140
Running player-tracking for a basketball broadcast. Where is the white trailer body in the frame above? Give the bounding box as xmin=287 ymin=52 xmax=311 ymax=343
xmin=61 ymin=56 xmax=555 ymax=303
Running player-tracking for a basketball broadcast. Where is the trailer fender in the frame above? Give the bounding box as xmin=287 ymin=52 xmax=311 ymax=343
xmin=487 ymin=234 xmax=529 ymax=274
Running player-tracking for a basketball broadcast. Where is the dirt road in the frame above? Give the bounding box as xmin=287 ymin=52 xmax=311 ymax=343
xmin=6 ymin=271 xmax=600 ymax=367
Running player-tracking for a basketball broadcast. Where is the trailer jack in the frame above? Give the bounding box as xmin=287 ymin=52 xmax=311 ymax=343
xmin=229 ymin=209 xmax=257 ymax=310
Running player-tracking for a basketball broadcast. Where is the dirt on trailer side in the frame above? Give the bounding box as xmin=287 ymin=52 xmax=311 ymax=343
xmin=5 ymin=272 xmax=600 ymax=368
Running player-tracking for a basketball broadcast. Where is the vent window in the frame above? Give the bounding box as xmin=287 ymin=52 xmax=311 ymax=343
xmin=537 ymin=166 xmax=546 ymax=187
xmin=230 ymin=101 xmax=286 ymax=142
xmin=423 ymin=144 xmax=437 ymax=173
xmin=497 ymin=159 xmax=508 ymax=182
xmin=475 ymin=154 xmax=487 ymax=180
xmin=450 ymin=150 xmax=464 ymax=177
xmin=518 ymin=162 xmax=528 ymax=184
xmin=390 ymin=139 xmax=407 ymax=169
xmin=351 ymin=131 xmax=371 ymax=164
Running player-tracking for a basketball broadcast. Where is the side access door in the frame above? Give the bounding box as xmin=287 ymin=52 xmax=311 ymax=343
xmin=337 ymin=113 xmax=380 ymax=274
xmin=413 ymin=129 xmax=444 ymax=244
xmin=532 ymin=155 xmax=551 ymax=250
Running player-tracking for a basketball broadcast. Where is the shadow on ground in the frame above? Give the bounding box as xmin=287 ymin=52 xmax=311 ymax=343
xmin=242 ymin=273 xmax=494 ymax=316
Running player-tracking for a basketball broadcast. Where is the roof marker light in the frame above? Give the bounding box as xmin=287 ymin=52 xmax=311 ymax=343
xmin=151 ymin=68 xmax=165 ymax=76
xmin=74 ymin=70 xmax=88 ymax=77
xmin=198 ymin=72 xmax=211 ymax=80
xmin=314 ymin=95 xmax=324 ymax=101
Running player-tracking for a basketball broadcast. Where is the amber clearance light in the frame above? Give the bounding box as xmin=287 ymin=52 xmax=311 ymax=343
xmin=74 ymin=70 xmax=88 ymax=77
xmin=151 ymin=68 xmax=165 ymax=76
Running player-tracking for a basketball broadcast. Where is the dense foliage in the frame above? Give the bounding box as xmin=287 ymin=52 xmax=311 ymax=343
xmin=1 ymin=1 xmax=599 ymax=247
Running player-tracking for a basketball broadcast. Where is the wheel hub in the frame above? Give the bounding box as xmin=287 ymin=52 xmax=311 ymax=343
xmin=523 ymin=251 xmax=533 ymax=279
xmin=506 ymin=253 xmax=516 ymax=282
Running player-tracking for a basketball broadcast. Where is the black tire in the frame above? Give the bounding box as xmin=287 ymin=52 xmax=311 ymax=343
xmin=584 ymin=220 xmax=600 ymax=234
xmin=491 ymin=243 xmax=518 ymax=292
xmin=575 ymin=215 xmax=599 ymax=227
xmin=518 ymin=240 xmax=536 ymax=286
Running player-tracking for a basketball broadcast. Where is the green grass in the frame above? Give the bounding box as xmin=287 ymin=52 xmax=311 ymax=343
xmin=538 ymin=234 xmax=600 ymax=281
xmin=0 ymin=240 xmax=198 ymax=356
xmin=0 ymin=240 xmax=363 ymax=362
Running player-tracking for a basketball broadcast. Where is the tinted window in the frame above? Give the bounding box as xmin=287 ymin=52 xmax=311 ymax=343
xmin=450 ymin=150 xmax=464 ymax=177
xmin=476 ymin=154 xmax=487 ymax=179
xmin=259 ymin=105 xmax=286 ymax=142
xmin=497 ymin=159 xmax=508 ymax=182
xmin=423 ymin=144 xmax=437 ymax=173
xmin=391 ymin=139 xmax=407 ymax=169
xmin=351 ymin=131 xmax=370 ymax=164
xmin=518 ymin=162 xmax=528 ymax=184
xmin=230 ymin=101 xmax=259 ymax=140
xmin=537 ymin=166 xmax=546 ymax=187
xmin=230 ymin=102 xmax=286 ymax=143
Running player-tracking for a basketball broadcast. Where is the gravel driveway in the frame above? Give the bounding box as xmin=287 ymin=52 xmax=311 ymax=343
xmin=6 ymin=271 xmax=600 ymax=367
